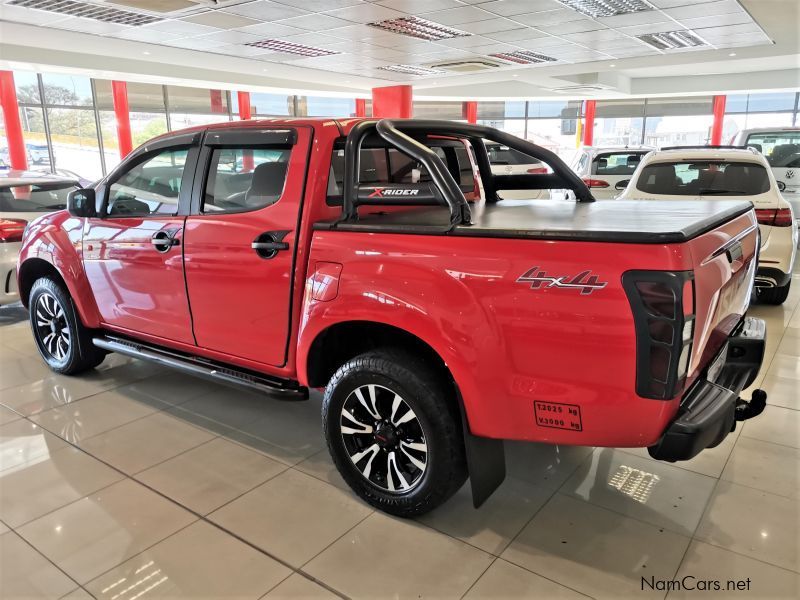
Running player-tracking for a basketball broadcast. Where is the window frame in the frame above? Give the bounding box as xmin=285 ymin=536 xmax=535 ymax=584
xmin=96 ymin=131 xmax=201 ymax=219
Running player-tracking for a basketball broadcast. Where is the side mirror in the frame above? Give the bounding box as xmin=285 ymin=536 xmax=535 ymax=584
xmin=615 ymin=179 xmax=631 ymax=191
xmin=777 ymin=181 xmax=786 ymax=192
xmin=67 ymin=188 xmax=97 ymax=218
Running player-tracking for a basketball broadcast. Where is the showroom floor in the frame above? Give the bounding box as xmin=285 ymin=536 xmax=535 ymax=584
xmin=1 ymin=273 xmax=798 ymax=600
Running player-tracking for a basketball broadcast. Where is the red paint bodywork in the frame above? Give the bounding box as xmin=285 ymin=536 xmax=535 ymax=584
xmin=17 ymin=118 xmax=759 ymax=448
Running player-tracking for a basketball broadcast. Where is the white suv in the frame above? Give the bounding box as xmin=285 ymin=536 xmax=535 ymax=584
xmin=619 ymin=146 xmax=798 ymax=305
xmin=732 ymin=127 xmax=800 ymax=230
xmin=557 ymin=146 xmax=655 ymax=200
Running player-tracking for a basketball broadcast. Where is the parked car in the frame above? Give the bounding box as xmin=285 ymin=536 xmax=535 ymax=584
xmin=1 ymin=170 xmax=79 ymax=305
xmin=556 ymin=146 xmax=655 ymax=200
xmin=0 ymin=143 xmax=53 ymax=169
xmin=18 ymin=118 xmax=767 ymax=516
xmin=732 ymin=127 xmax=800 ymax=231
xmin=485 ymin=141 xmax=549 ymax=199
xmin=619 ymin=146 xmax=797 ymax=304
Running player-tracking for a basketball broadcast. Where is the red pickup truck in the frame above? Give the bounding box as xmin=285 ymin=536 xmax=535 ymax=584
xmin=17 ymin=118 xmax=767 ymax=516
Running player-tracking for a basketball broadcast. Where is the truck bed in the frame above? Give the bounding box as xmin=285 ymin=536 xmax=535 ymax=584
xmin=316 ymin=199 xmax=754 ymax=244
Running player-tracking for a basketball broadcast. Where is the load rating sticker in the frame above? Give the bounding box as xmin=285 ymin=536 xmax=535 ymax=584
xmin=534 ymin=401 xmax=582 ymax=431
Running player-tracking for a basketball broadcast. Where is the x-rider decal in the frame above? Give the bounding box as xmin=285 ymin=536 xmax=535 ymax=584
xmin=517 ymin=266 xmax=608 ymax=295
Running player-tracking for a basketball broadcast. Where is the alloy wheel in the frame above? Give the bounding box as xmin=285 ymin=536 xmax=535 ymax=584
xmin=340 ymin=384 xmax=428 ymax=493
xmin=34 ymin=292 xmax=71 ymax=361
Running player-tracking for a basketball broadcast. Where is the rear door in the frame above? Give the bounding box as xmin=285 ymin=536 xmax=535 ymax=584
xmin=183 ymin=126 xmax=310 ymax=367
xmin=82 ymin=133 xmax=199 ymax=344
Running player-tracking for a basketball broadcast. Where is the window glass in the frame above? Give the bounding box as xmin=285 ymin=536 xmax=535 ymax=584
xmin=203 ymin=147 xmax=291 ymax=213
xmin=413 ymin=101 xmax=464 ymax=119
xmin=744 ymin=131 xmax=800 ymax=167
xmin=0 ymin=182 xmax=78 ymax=212
xmin=528 ymin=101 xmax=581 ymax=119
xmin=307 ymin=96 xmax=356 ymax=117
xmin=94 ymin=80 xmax=166 ymax=112
xmin=167 ymin=86 xmax=228 ymax=115
xmin=526 ymin=118 xmax=577 ymax=158
xmin=250 ymin=92 xmax=292 ymax=116
xmin=746 ymin=92 xmax=796 ymax=113
xmin=477 ymin=102 xmax=525 ymax=119
xmin=14 ymin=71 xmax=40 ymax=105
xmin=636 ymin=161 xmax=770 ymax=196
xmin=643 ymin=114 xmax=714 ymax=147
xmin=107 ymin=148 xmax=189 ymax=216
xmin=46 ymin=107 xmax=103 ymax=181
xmin=18 ymin=106 xmax=52 ymax=173
xmin=593 ymin=117 xmax=644 ymax=147
xmin=41 ymin=73 xmax=93 ymax=107
xmin=592 ymin=152 xmax=648 ymax=176
xmin=486 ymin=144 xmax=538 ymax=166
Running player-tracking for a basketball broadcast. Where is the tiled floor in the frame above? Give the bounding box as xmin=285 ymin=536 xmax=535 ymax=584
xmin=1 ymin=271 xmax=799 ymax=599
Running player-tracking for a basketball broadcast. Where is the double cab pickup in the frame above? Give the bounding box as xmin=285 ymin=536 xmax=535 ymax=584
xmin=18 ymin=118 xmax=767 ymax=516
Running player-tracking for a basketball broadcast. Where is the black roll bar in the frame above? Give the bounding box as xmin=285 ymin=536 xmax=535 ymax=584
xmin=341 ymin=119 xmax=594 ymax=228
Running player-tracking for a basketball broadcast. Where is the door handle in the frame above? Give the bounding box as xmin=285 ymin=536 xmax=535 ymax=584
xmin=252 ymin=231 xmax=290 ymax=259
xmin=151 ymin=229 xmax=180 ymax=253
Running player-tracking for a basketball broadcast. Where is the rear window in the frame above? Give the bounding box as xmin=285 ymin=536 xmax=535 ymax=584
xmin=326 ymin=143 xmax=474 ymax=204
xmin=0 ymin=182 xmax=77 ymax=212
xmin=636 ymin=161 xmax=771 ymax=196
xmin=592 ymin=152 xmax=646 ymax=176
xmin=745 ymin=131 xmax=800 ymax=167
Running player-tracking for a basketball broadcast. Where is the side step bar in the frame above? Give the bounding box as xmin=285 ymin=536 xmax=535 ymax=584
xmin=93 ymin=336 xmax=309 ymax=400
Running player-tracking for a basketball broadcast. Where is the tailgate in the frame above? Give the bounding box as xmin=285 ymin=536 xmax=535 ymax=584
xmin=685 ymin=209 xmax=759 ymax=379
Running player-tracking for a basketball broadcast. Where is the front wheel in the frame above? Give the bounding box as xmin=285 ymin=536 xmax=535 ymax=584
xmin=29 ymin=277 xmax=105 ymax=374
xmin=756 ymin=280 xmax=791 ymax=305
xmin=322 ymin=349 xmax=467 ymax=517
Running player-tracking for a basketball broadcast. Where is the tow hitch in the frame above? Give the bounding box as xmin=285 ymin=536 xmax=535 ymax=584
xmin=734 ymin=388 xmax=767 ymax=422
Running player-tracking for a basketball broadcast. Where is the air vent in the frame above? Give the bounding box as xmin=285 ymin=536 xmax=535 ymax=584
xmin=548 ymin=84 xmax=614 ymax=93
xmin=556 ymin=0 xmax=653 ymax=18
xmin=368 ymin=16 xmax=471 ymax=41
xmin=490 ymin=51 xmax=557 ymax=65
xmin=637 ymin=30 xmax=707 ymax=50
xmin=244 ymin=39 xmax=340 ymax=57
xmin=10 ymin=0 xmax=164 ymax=26
xmin=430 ymin=60 xmax=501 ymax=73
xmin=378 ymin=64 xmax=446 ymax=76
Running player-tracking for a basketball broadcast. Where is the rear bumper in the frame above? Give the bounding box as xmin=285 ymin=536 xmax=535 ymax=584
xmin=755 ymin=266 xmax=791 ymax=288
xmin=648 ymin=316 xmax=766 ymax=462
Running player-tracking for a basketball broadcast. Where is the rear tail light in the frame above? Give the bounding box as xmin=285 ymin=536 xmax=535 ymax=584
xmin=527 ymin=166 xmax=548 ymax=174
xmin=755 ymin=207 xmax=793 ymax=227
xmin=582 ymin=178 xmax=609 ymax=188
xmin=0 ymin=218 xmax=27 ymax=243
xmin=623 ymin=271 xmax=695 ymax=400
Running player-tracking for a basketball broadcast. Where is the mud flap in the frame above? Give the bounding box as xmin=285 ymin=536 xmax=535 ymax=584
xmin=460 ymin=409 xmax=506 ymax=508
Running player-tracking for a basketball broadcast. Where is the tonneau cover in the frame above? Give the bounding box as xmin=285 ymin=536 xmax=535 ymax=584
xmin=316 ymin=199 xmax=754 ymax=244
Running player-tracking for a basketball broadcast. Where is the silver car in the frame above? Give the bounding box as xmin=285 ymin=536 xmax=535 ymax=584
xmin=0 ymin=171 xmax=79 ymax=305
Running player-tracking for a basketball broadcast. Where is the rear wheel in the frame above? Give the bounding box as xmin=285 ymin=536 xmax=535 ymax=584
xmin=29 ymin=277 xmax=105 ymax=374
xmin=322 ymin=349 xmax=467 ymax=517
xmin=756 ymin=280 xmax=791 ymax=305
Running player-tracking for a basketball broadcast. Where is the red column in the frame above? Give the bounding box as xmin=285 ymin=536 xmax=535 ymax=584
xmin=372 ymin=85 xmax=412 ymax=118
xmin=355 ymin=98 xmax=367 ymax=117
xmin=462 ymin=101 xmax=478 ymax=124
xmin=582 ymin=100 xmax=596 ymax=147
xmin=711 ymin=95 xmax=727 ymax=145
xmin=111 ymin=81 xmax=133 ymax=159
xmin=237 ymin=91 xmax=252 ymax=120
xmin=0 ymin=70 xmax=28 ymax=170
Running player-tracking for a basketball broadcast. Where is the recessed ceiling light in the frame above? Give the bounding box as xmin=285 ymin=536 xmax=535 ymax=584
xmin=556 ymin=0 xmax=653 ymax=18
xmin=728 ymin=52 xmax=737 ymax=56
xmin=369 ymin=16 xmax=471 ymax=41
xmin=609 ymin=63 xmax=616 ymax=67
xmin=245 ymin=39 xmax=340 ymax=57
xmin=512 ymin=73 xmax=519 ymax=77
xmin=637 ymin=30 xmax=707 ymax=50
xmin=490 ymin=50 xmax=557 ymax=65
xmin=143 ymin=51 xmax=150 ymax=55
xmin=378 ymin=64 xmax=445 ymax=76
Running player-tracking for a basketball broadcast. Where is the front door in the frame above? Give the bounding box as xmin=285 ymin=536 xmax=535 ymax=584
xmin=82 ymin=136 xmax=199 ymax=344
xmin=183 ymin=126 xmax=310 ymax=367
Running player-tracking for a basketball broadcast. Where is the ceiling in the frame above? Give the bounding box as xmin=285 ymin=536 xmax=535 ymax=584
xmin=0 ymin=0 xmax=797 ymax=99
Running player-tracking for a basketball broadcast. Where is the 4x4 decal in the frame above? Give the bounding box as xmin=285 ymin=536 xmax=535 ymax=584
xmin=517 ymin=266 xmax=608 ymax=295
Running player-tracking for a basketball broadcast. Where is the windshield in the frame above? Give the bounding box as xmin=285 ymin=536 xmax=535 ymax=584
xmin=0 ymin=182 xmax=77 ymax=211
xmin=592 ymin=152 xmax=647 ymax=176
xmin=745 ymin=131 xmax=800 ymax=167
xmin=636 ymin=161 xmax=771 ymax=196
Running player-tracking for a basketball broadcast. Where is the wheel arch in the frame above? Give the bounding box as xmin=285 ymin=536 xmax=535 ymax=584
xmin=18 ymin=258 xmax=67 ymax=309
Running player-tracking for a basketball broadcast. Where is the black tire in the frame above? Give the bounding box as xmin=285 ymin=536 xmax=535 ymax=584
xmin=756 ymin=280 xmax=791 ymax=305
xmin=322 ymin=349 xmax=467 ymax=517
xmin=28 ymin=277 xmax=105 ymax=374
